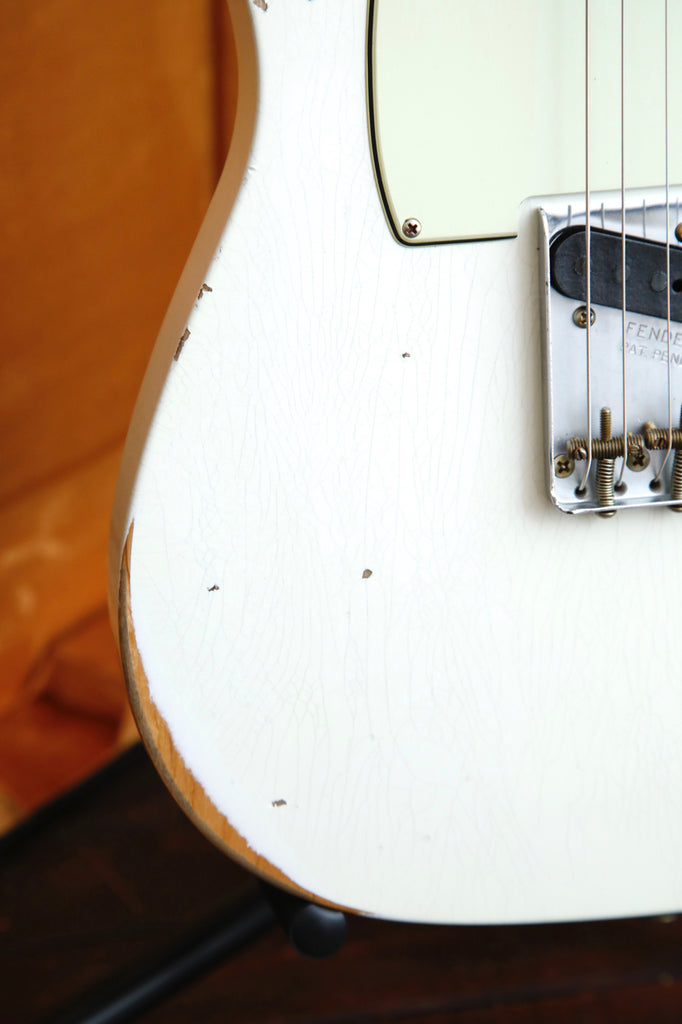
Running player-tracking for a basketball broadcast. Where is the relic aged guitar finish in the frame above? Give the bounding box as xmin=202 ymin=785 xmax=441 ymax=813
xmin=109 ymin=0 xmax=682 ymax=923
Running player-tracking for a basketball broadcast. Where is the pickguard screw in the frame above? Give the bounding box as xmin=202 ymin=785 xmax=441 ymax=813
xmin=554 ymin=454 xmax=575 ymax=478
xmin=402 ymin=218 xmax=422 ymax=239
xmin=573 ymin=305 xmax=596 ymax=328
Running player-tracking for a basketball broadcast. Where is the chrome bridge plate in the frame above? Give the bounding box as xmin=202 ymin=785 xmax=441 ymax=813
xmin=540 ymin=187 xmax=682 ymax=514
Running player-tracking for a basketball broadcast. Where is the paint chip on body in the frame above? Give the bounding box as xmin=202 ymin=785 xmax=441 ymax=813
xmin=198 ymin=283 xmax=213 ymax=300
xmin=362 ymin=569 xmax=373 ymax=579
xmin=402 ymin=352 xmax=410 ymax=358
xmin=272 ymin=799 xmax=287 ymax=807
xmin=208 ymin=584 xmax=220 ymax=592
xmin=253 ymin=0 xmax=267 ymax=10
xmin=174 ymin=328 xmax=190 ymax=361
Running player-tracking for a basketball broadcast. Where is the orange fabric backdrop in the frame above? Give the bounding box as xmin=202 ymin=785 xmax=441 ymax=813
xmin=0 ymin=0 xmax=234 ymax=829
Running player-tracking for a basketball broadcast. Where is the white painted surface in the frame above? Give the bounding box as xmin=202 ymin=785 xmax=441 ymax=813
xmin=373 ymin=0 xmax=682 ymax=240
xmin=115 ymin=0 xmax=682 ymax=923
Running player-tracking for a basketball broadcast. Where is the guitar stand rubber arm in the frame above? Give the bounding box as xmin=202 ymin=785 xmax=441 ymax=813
xmin=259 ymin=880 xmax=348 ymax=959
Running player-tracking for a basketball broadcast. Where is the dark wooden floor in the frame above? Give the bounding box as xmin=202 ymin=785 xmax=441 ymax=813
xmin=3 ymin=745 xmax=682 ymax=1024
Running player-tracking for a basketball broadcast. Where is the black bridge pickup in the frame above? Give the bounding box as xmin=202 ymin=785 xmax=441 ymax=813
xmin=550 ymin=226 xmax=682 ymax=323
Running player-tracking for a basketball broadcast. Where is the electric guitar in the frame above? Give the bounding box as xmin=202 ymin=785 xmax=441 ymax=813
xmin=109 ymin=0 xmax=682 ymax=924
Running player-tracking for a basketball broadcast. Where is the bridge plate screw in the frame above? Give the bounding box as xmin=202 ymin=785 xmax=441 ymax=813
xmin=573 ymin=305 xmax=596 ymax=328
xmin=554 ymin=454 xmax=575 ymax=478
xmin=402 ymin=218 xmax=422 ymax=239
xmin=626 ymin=445 xmax=650 ymax=471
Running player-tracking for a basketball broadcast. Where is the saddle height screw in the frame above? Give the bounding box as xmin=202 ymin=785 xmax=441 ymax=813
xmin=402 ymin=218 xmax=422 ymax=239
xmin=554 ymin=454 xmax=575 ymax=478
xmin=573 ymin=305 xmax=596 ymax=328
xmin=597 ymin=406 xmax=617 ymax=517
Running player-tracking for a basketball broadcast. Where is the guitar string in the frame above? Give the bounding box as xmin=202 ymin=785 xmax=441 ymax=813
xmin=578 ymin=0 xmax=593 ymax=495
xmin=653 ymin=0 xmax=673 ymax=487
xmin=586 ymin=1 xmax=672 ymax=498
xmin=616 ymin=0 xmax=628 ymax=490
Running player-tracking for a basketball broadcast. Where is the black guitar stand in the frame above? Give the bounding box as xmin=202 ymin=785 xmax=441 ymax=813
xmin=43 ymin=882 xmax=347 ymax=1024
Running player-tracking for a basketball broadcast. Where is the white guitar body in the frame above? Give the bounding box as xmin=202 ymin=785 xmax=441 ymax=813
xmin=110 ymin=0 xmax=682 ymax=924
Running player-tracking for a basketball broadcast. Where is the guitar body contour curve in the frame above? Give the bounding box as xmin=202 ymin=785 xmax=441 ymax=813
xmin=110 ymin=0 xmax=682 ymax=924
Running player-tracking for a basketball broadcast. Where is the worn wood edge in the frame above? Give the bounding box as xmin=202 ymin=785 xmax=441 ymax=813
xmin=108 ymin=0 xmax=256 ymax=636
xmin=118 ymin=522 xmax=353 ymax=912
xmin=111 ymin=0 xmax=358 ymax=916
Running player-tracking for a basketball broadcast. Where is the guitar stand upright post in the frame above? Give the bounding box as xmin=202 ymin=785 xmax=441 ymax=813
xmin=43 ymin=883 xmax=347 ymax=1024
